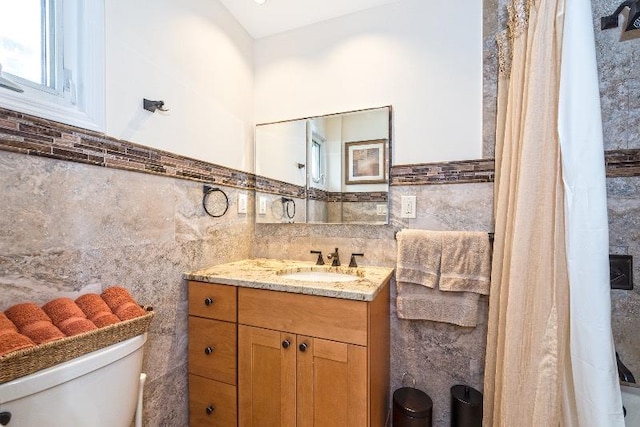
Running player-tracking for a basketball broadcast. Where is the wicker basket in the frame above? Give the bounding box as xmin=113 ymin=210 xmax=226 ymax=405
xmin=0 ymin=308 xmax=154 ymax=384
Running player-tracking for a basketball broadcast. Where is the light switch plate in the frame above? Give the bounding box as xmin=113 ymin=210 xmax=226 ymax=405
xmin=258 ymin=197 xmax=267 ymax=215
xmin=400 ymin=195 xmax=416 ymax=218
xmin=238 ymin=193 xmax=248 ymax=214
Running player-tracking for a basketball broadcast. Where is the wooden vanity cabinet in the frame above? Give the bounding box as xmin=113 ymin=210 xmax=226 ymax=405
xmin=188 ymin=281 xmax=238 ymax=427
xmin=187 ymin=278 xmax=390 ymax=427
xmin=238 ymin=283 xmax=390 ymax=427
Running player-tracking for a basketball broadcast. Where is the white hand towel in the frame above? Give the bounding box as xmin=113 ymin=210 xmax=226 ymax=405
xmin=396 ymin=281 xmax=481 ymax=327
xmin=439 ymin=231 xmax=491 ymax=295
xmin=396 ymin=229 xmax=441 ymax=288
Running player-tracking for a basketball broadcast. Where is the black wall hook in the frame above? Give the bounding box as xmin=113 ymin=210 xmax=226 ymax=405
xmin=143 ymin=98 xmax=169 ymax=113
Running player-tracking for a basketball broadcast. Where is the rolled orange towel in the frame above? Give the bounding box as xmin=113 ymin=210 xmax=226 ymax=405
xmin=57 ymin=318 xmax=97 ymax=336
xmin=5 ymin=303 xmax=51 ymax=329
xmin=0 ymin=331 xmax=35 ymax=356
xmin=19 ymin=321 xmax=65 ymax=344
xmin=114 ymin=302 xmax=147 ymax=321
xmin=91 ymin=311 xmax=121 ymax=327
xmin=101 ymin=287 xmax=146 ymax=320
xmin=42 ymin=298 xmax=97 ymax=336
xmin=0 ymin=312 xmax=18 ymax=333
xmin=75 ymin=294 xmax=120 ymax=327
xmin=42 ymin=298 xmax=86 ymax=323
xmin=5 ymin=303 xmax=65 ymax=344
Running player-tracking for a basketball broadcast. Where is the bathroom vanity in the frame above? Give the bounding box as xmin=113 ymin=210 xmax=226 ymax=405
xmin=184 ymin=259 xmax=393 ymax=427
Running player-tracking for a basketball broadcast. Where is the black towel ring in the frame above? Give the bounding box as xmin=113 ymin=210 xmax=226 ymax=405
xmin=282 ymin=197 xmax=296 ymax=220
xmin=202 ymin=186 xmax=229 ymax=218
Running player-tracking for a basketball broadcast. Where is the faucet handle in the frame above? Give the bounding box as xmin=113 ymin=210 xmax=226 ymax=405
xmin=349 ymin=253 xmax=364 ymax=268
xmin=310 ymin=250 xmax=324 ymax=265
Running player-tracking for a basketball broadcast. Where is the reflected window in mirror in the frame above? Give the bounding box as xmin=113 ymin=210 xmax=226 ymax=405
xmin=310 ymin=134 xmax=325 ymax=185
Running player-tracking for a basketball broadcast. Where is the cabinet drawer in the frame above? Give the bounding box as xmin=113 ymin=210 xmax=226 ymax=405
xmin=238 ymin=288 xmax=368 ymax=346
xmin=189 ymin=317 xmax=237 ymax=385
xmin=189 ymin=374 xmax=237 ymax=427
xmin=189 ymin=281 xmax=237 ymax=322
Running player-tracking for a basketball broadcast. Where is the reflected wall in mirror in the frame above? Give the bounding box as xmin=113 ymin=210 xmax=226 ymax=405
xmin=255 ymin=106 xmax=390 ymax=225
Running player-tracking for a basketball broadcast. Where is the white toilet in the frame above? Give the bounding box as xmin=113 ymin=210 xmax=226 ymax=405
xmin=0 ymin=333 xmax=147 ymax=427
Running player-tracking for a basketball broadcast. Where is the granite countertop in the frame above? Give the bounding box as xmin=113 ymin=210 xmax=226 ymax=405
xmin=184 ymin=258 xmax=394 ymax=301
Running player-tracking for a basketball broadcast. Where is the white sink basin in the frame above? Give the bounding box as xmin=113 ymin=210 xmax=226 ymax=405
xmin=279 ymin=271 xmax=358 ymax=282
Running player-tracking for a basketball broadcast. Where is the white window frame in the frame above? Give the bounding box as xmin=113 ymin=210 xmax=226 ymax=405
xmin=0 ymin=1 xmax=105 ymax=132
xmin=310 ymin=132 xmax=325 ymax=185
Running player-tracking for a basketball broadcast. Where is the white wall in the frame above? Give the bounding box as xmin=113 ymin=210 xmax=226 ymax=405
xmin=254 ymin=0 xmax=483 ymax=164
xmin=255 ymin=120 xmax=306 ymax=185
xmin=105 ymin=0 xmax=255 ymax=172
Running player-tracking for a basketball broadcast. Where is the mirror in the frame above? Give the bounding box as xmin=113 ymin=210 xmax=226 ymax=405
xmin=255 ymin=106 xmax=390 ymax=224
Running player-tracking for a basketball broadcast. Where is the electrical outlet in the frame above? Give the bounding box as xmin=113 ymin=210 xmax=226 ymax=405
xmin=238 ymin=193 xmax=248 ymax=214
xmin=400 ymin=195 xmax=417 ymax=218
xmin=258 ymin=197 xmax=267 ymax=215
xmin=376 ymin=204 xmax=388 ymax=216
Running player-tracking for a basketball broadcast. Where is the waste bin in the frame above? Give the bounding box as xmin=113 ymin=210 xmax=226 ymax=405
xmin=393 ymin=387 xmax=433 ymax=427
xmin=450 ymin=385 xmax=482 ymax=427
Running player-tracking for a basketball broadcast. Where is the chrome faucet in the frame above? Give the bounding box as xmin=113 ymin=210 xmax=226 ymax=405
xmin=327 ymin=248 xmax=340 ymax=266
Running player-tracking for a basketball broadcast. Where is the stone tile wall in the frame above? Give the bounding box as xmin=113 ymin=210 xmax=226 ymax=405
xmin=592 ymin=0 xmax=640 ymax=382
xmin=0 ymin=150 xmax=254 ymax=426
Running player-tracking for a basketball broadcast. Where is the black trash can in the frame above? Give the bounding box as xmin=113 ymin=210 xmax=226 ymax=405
xmin=450 ymin=385 xmax=482 ymax=427
xmin=393 ymin=387 xmax=433 ymax=427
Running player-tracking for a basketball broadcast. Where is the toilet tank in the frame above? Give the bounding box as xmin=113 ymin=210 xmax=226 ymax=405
xmin=0 ymin=333 xmax=147 ymax=427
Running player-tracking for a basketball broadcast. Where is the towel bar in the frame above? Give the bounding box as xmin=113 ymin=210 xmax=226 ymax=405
xmin=394 ymin=230 xmax=495 ymax=241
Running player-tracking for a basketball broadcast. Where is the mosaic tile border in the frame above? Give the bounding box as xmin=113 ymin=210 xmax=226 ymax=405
xmin=336 ymin=192 xmax=388 ymax=203
xmin=2 ymin=108 xmax=640 ymax=191
xmin=307 ymin=187 xmax=327 ymax=201
xmin=308 ymin=188 xmax=388 ymax=203
xmin=255 ymin=176 xmax=306 ymax=199
xmin=390 ymin=159 xmax=496 ymax=185
xmin=0 ymin=107 xmax=254 ymax=190
xmin=605 ymin=150 xmax=640 ymax=177
xmin=389 ymin=152 xmax=640 ymax=184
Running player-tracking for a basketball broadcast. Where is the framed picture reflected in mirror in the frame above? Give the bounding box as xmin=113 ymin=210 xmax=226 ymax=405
xmin=344 ymin=139 xmax=387 ymax=185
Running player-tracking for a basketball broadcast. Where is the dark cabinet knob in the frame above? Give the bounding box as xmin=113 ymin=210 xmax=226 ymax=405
xmin=204 ymin=297 xmax=214 ymax=306
xmin=299 ymin=342 xmax=308 ymax=352
xmin=282 ymin=339 xmax=290 ymax=349
xmin=206 ymin=405 xmax=215 ymax=415
xmin=204 ymin=346 xmax=214 ymax=355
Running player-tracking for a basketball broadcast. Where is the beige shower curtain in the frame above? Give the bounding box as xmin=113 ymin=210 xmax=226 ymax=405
xmin=485 ymin=0 xmax=626 ymax=424
xmin=483 ymin=0 xmax=572 ymax=424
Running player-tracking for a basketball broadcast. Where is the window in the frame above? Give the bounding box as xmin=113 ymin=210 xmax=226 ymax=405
xmin=310 ymin=133 xmax=325 ymax=185
xmin=0 ymin=0 xmax=105 ymax=131
xmin=1 ymin=1 xmax=61 ymax=93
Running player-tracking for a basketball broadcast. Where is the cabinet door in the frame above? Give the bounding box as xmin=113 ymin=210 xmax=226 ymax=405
xmin=238 ymin=325 xmax=296 ymax=427
xmin=297 ymin=337 xmax=368 ymax=427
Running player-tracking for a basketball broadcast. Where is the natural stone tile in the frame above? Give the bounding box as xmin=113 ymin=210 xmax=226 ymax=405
xmin=599 ymin=79 xmax=630 ymax=150
xmin=0 ymin=150 xmax=251 ymax=426
xmin=391 ymin=183 xmax=493 ymax=232
xmin=143 ymin=363 xmax=189 ymax=427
